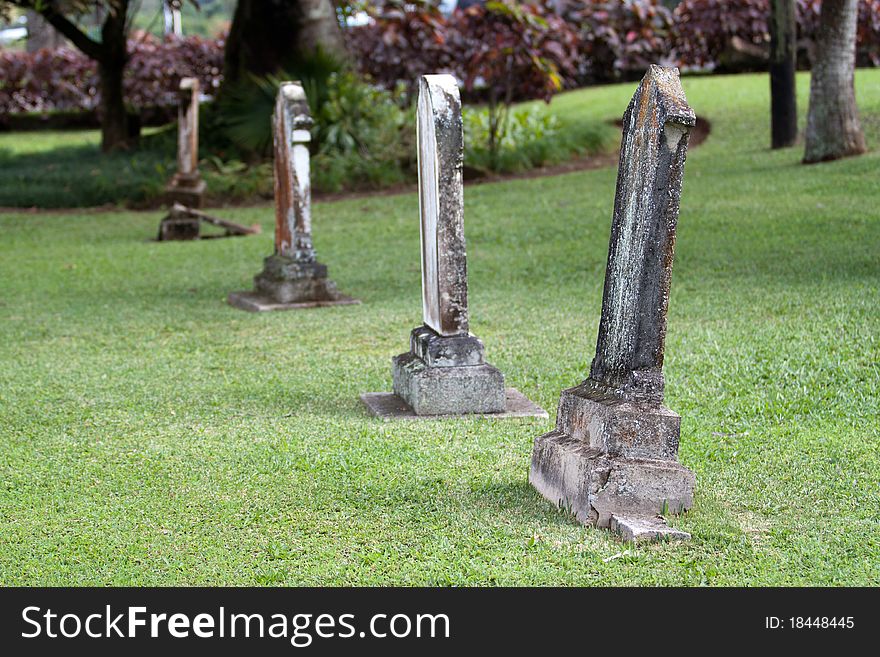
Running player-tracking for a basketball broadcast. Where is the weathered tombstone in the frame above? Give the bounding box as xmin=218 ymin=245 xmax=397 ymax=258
xmin=360 ymin=75 xmax=546 ymax=419
xmin=529 ymin=66 xmax=697 ymax=542
xmin=166 ymin=78 xmax=205 ymax=207
xmin=159 ymin=77 xmax=206 ymax=240
xmin=228 ymin=81 xmax=358 ymax=311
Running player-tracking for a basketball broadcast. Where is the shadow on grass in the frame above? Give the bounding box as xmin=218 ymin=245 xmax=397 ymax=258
xmin=0 ymin=141 xmax=173 ymax=209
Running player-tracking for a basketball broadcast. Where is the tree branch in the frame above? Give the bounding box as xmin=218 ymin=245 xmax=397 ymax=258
xmin=19 ymin=1 xmax=105 ymax=61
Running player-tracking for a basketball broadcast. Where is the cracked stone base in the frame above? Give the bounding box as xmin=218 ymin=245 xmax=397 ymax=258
xmin=556 ymin=381 xmax=682 ymax=460
xmin=530 ymin=379 xmax=695 ymax=540
xmin=360 ymin=388 xmax=547 ymax=420
xmin=530 ymin=429 xmax=695 ymax=529
xmin=610 ymin=514 xmax=691 ymax=543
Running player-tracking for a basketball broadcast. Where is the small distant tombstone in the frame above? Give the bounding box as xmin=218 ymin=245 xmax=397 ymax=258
xmin=529 ymin=66 xmax=697 ymax=542
xmin=158 ymin=77 xmax=206 ymax=240
xmin=228 ymin=81 xmax=358 ymax=311
xmin=360 ymin=75 xmax=546 ymax=420
xmin=165 ymin=77 xmax=205 ymax=208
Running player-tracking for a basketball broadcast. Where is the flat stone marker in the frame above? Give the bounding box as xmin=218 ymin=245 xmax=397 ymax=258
xmin=360 ymin=74 xmax=546 ymax=420
xmin=529 ymin=66 xmax=697 ymax=541
xmin=228 ymin=81 xmax=358 ymax=312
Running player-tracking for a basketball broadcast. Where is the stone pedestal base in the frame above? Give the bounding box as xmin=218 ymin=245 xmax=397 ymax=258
xmin=165 ymin=176 xmax=206 ymax=209
xmin=228 ymin=255 xmax=358 ymax=312
xmin=391 ymin=326 xmax=505 ymax=416
xmin=530 ymin=381 xmax=695 ymax=540
xmin=363 ymin=326 xmax=546 ymax=419
xmin=158 ymin=212 xmax=200 ymax=241
xmin=392 ymin=352 xmax=505 ymax=416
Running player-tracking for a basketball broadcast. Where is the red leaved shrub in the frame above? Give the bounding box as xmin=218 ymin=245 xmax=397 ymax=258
xmin=0 ymin=34 xmax=224 ymax=116
xmin=556 ymin=0 xmax=676 ymax=84
xmin=446 ymin=0 xmax=580 ymax=104
xmin=345 ymin=0 xmax=451 ymax=101
xmin=673 ymin=0 xmax=880 ymax=71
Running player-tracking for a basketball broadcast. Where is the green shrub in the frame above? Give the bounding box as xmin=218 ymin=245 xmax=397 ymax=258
xmin=312 ymin=72 xmax=414 ymax=193
xmin=463 ymin=104 xmax=606 ymax=175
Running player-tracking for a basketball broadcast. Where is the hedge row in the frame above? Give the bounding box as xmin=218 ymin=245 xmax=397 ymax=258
xmin=0 ymin=35 xmax=223 ymax=116
xmin=351 ymin=0 xmax=880 ymax=92
xmin=3 ymin=1 xmax=880 ymax=116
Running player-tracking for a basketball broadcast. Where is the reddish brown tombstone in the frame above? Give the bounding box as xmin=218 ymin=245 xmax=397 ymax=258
xmin=228 ymin=81 xmax=358 ymax=311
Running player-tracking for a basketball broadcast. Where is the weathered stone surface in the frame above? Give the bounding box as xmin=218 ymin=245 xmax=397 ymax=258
xmin=556 ymin=381 xmax=681 ymax=460
xmin=392 ymin=350 xmax=504 ymax=416
xmin=227 ymin=291 xmax=359 ymax=312
xmin=529 ymin=430 xmax=695 ymax=527
xmin=157 ymin=205 xmax=200 ymax=241
xmin=410 ymin=325 xmax=485 ymax=367
xmin=590 ymin=64 xmax=695 ymax=404
xmin=165 ymin=77 xmax=204 ymax=208
xmin=360 ymin=388 xmax=548 ymax=421
xmin=254 ymin=269 xmax=340 ymax=304
xmin=229 ymin=81 xmax=356 ymax=309
xmin=610 ymin=514 xmax=691 ymax=543
xmin=529 ymin=66 xmax=696 ymax=539
xmin=362 ymin=74 xmax=542 ymax=419
xmin=417 ymin=75 xmax=468 ymax=337
xmin=273 ymin=81 xmax=315 ymax=261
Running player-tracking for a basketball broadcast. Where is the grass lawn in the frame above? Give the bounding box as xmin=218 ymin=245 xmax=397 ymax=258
xmin=0 ymin=70 xmax=878 ymax=585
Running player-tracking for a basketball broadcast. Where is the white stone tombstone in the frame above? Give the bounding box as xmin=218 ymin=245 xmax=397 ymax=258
xmin=177 ymin=77 xmax=199 ymax=179
xmin=359 ymin=74 xmax=546 ymax=420
xmin=160 ymin=77 xmax=206 ymax=235
xmin=417 ymin=75 xmax=468 ymax=337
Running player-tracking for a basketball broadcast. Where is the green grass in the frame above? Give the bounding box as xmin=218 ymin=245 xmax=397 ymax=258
xmin=1 ymin=70 xmax=878 ymax=585
xmin=0 ymin=127 xmax=175 ymax=209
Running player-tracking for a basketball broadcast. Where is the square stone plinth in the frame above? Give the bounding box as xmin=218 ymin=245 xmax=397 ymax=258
xmin=360 ymin=388 xmax=547 ymax=421
xmin=227 ymin=290 xmax=360 ymax=312
xmin=157 ymin=215 xmax=200 ymax=241
xmin=556 ymin=382 xmax=681 ymax=460
xmin=529 ymin=429 xmax=695 ymax=528
xmin=392 ymin=351 xmax=505 ymax=415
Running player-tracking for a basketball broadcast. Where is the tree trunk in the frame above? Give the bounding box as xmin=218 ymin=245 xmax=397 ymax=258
xmin=98 ymin=57 xmax=131 ymax=153
xmin=769 ymin=0 xmax=797 ymax=148
xmin=221 ymin=0 xmax=345 ymax=92
xmin=97 ymin=2 xmax=131 ymax=152
xmin=298 ymin=0 xmax=346 ymax=56
xmin=26 ymin=10 xmax=65 ymax=52
xmin=803 ymin=0 xmax=866 ymax=163
xmin=32 ymin=0 xmax=134 ymax=152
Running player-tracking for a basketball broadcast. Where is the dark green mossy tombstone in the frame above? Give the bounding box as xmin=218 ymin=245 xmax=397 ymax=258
xmin=530 ymin=66 xmax=697 ymax=542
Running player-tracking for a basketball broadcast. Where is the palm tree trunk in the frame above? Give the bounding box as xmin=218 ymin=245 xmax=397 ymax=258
xmin=803 ymin=0 xmax=866 ymax=163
